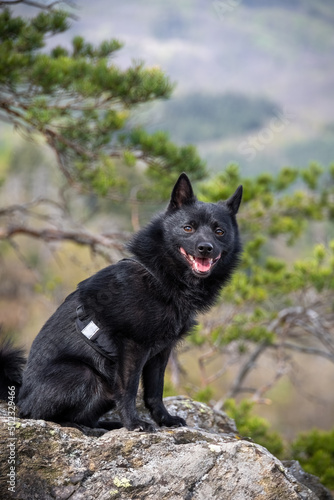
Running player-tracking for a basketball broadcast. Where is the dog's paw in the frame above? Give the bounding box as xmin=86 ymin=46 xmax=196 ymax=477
xmin=160 ymin=414 xmax=187 ymax=428
xmin=127 ymin=419 xmax=156 ymax=432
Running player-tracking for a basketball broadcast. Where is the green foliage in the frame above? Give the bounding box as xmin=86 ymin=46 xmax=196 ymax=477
xmin=200 ymin=164 xmax=329 ymax=240
xmin=0 ymin=5 xmax=205 ymax=198
xmin=200 ymin=164 xmax=328 ymax=245
xmin=0 ymin=9 xmax=69 ymax=85
xmin=124 ymin=128 xmax=206 ymax=198
xmin=291 ymin=428 xmax=334 ymax=489
xmin=301 ymin=162 xmax=324 ymax=190
xmin=199 ymin=163 xmax=334 ymax=321
xmin=224 ymin=399 xmax=284 ymax=457
xmin=212 ymin=317 xmax=274 ymax=347
xmin=194 ymin=386 xmax=215 ymax=404
xmin=188 ymin=324 xmax=207 ymax=346
xmin=162 ymin=377 xmax=179 ymax=398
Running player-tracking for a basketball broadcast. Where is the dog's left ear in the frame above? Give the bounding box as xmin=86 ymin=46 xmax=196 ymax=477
xmin=168 ymin=173 xmax=196 ymax=210
xmin=225 ymin=185 xmax=243 ymax=215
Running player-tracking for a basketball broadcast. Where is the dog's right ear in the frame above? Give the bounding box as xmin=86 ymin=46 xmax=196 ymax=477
xmin=225 ymin=185 xmax=243 ymax=215
xmin=168 ymin=173 xmax=196 ymax=211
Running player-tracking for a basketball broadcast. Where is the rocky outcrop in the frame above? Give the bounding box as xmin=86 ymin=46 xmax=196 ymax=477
xmin=0 ymin=396 xmax=332 ymax=499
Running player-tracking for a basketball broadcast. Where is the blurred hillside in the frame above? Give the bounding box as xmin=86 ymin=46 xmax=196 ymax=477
xmin=5 ymin=0 xmax=334 ymax=174
xmin=59 ymin=0 xmax=334 ymax=175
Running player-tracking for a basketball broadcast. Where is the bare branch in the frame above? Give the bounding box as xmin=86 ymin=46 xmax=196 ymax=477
xmin=270 ymin=341 xmax=334 ymax=363
xmin=267 ymin=306 xmax=305 ymax=333
xmin=168 ymin=350 xmax=186 ymax=388
xmin=0 ymin=0 xmax=78 ymax=20
xmin=0 ymin=198 xmax=64 ymax=218
xmin=225 ymin=341 xmax=269 ymax=399
xmin=0 ymin=224 xmax=129 ymax=258
xmin=252 ymin=354 xmax=288 ymax=404
xmin=268 ymin=306 xmax=334 ymax=355
xmin=220 ymin=304 xmax=334 ymax=402
xmin=198 ymin=347 xmax=217 ymax=386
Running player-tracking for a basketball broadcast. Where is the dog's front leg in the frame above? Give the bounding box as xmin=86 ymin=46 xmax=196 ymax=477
xmin=142 ymin=347 xmax=186 ymax=428
xmin=116 ymin=341 xmax=155 ymax=432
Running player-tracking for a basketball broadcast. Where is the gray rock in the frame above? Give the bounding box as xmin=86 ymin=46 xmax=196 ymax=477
xmin=0 ymin=397 xmax=331 ymax=499
xmin=283 ymin=461 xmax=334 ymax=500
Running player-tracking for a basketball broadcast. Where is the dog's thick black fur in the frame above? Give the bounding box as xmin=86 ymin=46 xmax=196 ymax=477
xmin=0 ymin=174 xmax=242 ymax=432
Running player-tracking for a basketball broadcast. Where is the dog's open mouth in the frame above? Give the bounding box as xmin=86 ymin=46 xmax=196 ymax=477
xmin=180 ymin=247 xmax=220 ymax=275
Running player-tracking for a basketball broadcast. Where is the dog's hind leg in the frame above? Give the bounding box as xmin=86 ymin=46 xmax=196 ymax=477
xmin=19 ymin=361 xmax=115 ymax=429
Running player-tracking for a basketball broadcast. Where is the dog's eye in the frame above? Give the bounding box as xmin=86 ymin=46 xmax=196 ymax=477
xmin=215 ymin=228 xmax=225 ymax=236
xmin=183 ymin=225 xmax=193 ymax=233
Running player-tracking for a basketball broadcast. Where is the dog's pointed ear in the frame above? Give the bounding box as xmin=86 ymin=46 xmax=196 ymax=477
xmin=168 ymin=173 xmax=196 ymax=210
xmin=225 ymin=185 xmax=243 ymax=215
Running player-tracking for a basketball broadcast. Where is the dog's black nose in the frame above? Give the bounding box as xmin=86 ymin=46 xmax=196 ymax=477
xmin=198 ymin=242 xmax=213 ymax=255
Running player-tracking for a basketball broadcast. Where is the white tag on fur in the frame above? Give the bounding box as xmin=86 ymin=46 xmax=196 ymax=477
xmin=81 ymin=321 xmax=99 ymax=339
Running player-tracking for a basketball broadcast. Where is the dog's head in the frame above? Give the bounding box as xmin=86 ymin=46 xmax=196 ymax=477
xmin=165 ymin=173 xmax=243 ymax=278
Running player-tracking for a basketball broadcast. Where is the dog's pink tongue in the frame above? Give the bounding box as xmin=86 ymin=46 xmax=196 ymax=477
xmin=194 ymin=257 xmax=211 ymax=273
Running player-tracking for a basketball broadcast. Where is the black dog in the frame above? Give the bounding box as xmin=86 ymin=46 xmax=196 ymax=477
xmin=0 ymin=174 xmax=242 ymax=431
